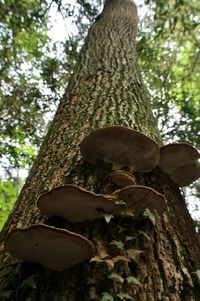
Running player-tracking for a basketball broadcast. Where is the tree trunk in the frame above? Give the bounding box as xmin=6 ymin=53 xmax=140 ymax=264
xmin=0 ymin=0 xmax=200 ymax=300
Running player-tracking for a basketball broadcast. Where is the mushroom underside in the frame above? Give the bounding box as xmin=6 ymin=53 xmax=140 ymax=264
xmin=5 ymin=224 xmax=95 ymax=271
xmin=37 ymin=185 xmax=116 ymax=222
xmin=80 ymin=126 xmax=159 ymax=171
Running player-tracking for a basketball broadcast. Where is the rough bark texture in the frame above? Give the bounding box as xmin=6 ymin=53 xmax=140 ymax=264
xmin=0 ymin=0 xmax=200 ymax=300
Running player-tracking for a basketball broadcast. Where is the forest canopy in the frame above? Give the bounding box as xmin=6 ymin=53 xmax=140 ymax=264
xmin=0 ymin=0 xmax=199 ymax=229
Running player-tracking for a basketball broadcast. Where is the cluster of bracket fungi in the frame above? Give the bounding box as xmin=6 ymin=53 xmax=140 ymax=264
xmin=4 ymin=126 xmax=200 ymax=271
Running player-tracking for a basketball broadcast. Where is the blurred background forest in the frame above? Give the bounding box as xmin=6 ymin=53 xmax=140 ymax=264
xmin=0 ymin=0 xmax=199 ymax=230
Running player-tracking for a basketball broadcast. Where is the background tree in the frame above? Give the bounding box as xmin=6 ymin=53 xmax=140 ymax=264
xmin=0 ymin=0 xmax=200 ymax=300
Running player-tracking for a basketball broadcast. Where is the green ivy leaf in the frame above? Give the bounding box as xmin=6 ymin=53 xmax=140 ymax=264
xmin=117 ymin=292 xmax=133 ymax=300
xmin=125 ymin=236 xmax=136 ymax=242
xmin=108 ymin=272 xmax=124 ymax=283
xmin=0 ymin=290 xmax=14 ymax=299
xmin=117 ymin=226 xmax=127 ymax=233
xmin=195 ymin=269 xmax=200 ymax=285
xmin=20 ymin=274 xmax=37 ymax=289
xmin=101 ymin=292 xmax=114 ymax=301
xmin=109 ymin=240 xmax=124 ymax=250
xmin=143 ymin=208 xmax=156 ymax=225
xmin=126 ymin=276 xmax=142 ymax=286
xmin=138 ymin=231 xmax=150 ymax=240
xmin=104 ymin=213 xmax=114 ymax=224
xmin=115 ymin=200 xmax=126 ymax=205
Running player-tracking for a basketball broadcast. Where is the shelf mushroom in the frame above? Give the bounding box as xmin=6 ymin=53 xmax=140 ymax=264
xmin=104 ymin=170 xmax=137 ymax=194
xmin=108 ymin=170 xmax=137 ymax=188
xmin=158 ymin=143 xmax=200 ymax=186
xmin=112 ymin=185 xmax=167 ymax=217
xmin=37 ymin=185 xmax=116 ymax=223
xmin=80 ymin=126 xmax=159 ymax=171
xmin=4 ymin=224 xmax=95 ymax=272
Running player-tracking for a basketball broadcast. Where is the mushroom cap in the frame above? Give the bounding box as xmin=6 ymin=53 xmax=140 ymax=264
xmin=158 ymin=143 xmax=200 ymax=186
xmin=170 ymin=161 xmax=200 ymax=187
xmin=80 ymin=126 xmax=159 ymax=171
xmin=159 ymin=143 xmax=199 ymax=172
xmin=5 ymin=224 xmax=95 ymax=271
xmin=37 ymin=185 xmax=116 ymax=223
xmin=108 ymin=170 xmax=136 ymax=188
xmin=112 ymin=185 xmax=166 ymax=217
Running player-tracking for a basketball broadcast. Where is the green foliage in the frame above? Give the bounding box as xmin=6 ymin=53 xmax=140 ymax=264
xmin=20 ymin=274 xmax=37 ymax=290
xmin=0 ymin=0 xmax=54 ymax=226
xmin=0 ymin=272 xmax=38 ymax=301
xmin=109 ymin=240 xmax=125 ymax=250
xmin=0 ymin=179 xmax=24 ymax=230
xmin=0 ymin=290 xmax=13 ymax=300
xmin=143 ymin=208 xmax=156 ymax=225
xmin=104 ymin=213 xmax=114 ymax=224
xmin=117 ymin=292 xmax=133 ymax=300
xmin=108 ymin=272 xmax=124 ymax=283
xmin=194 ymin=269 xmax=200 ymax=286
xmin=138 ymin=231 xmax=151 ymax=241
xmin=126 ymin=276 xmax=142 ymax=286
xmin=101 ymin=292 xmax=114 ymax=301
xmin=139 ymin=0 xmax=200 ymax=146
xmin=0 ymin=0 xmax=51 ymax=177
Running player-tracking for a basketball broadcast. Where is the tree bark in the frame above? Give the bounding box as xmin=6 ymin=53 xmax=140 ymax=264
xmin=0 ymin=0 xmax=200 ymax=300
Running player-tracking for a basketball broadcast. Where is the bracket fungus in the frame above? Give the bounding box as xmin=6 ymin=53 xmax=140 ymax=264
xmin=37 ymin=185 xmax=116 ymax=222
xmin=108 ymin=170 xmax=137 ymax=188
xmin=112 ymin=185 xmax=167 ymax=217
xmin=80 ymin=126 xmax=159 ymax=171
xmin=4 ymin=224 xmax=95 ymax=272
xmin=158 ymin=143 xmax=200 ymax=186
